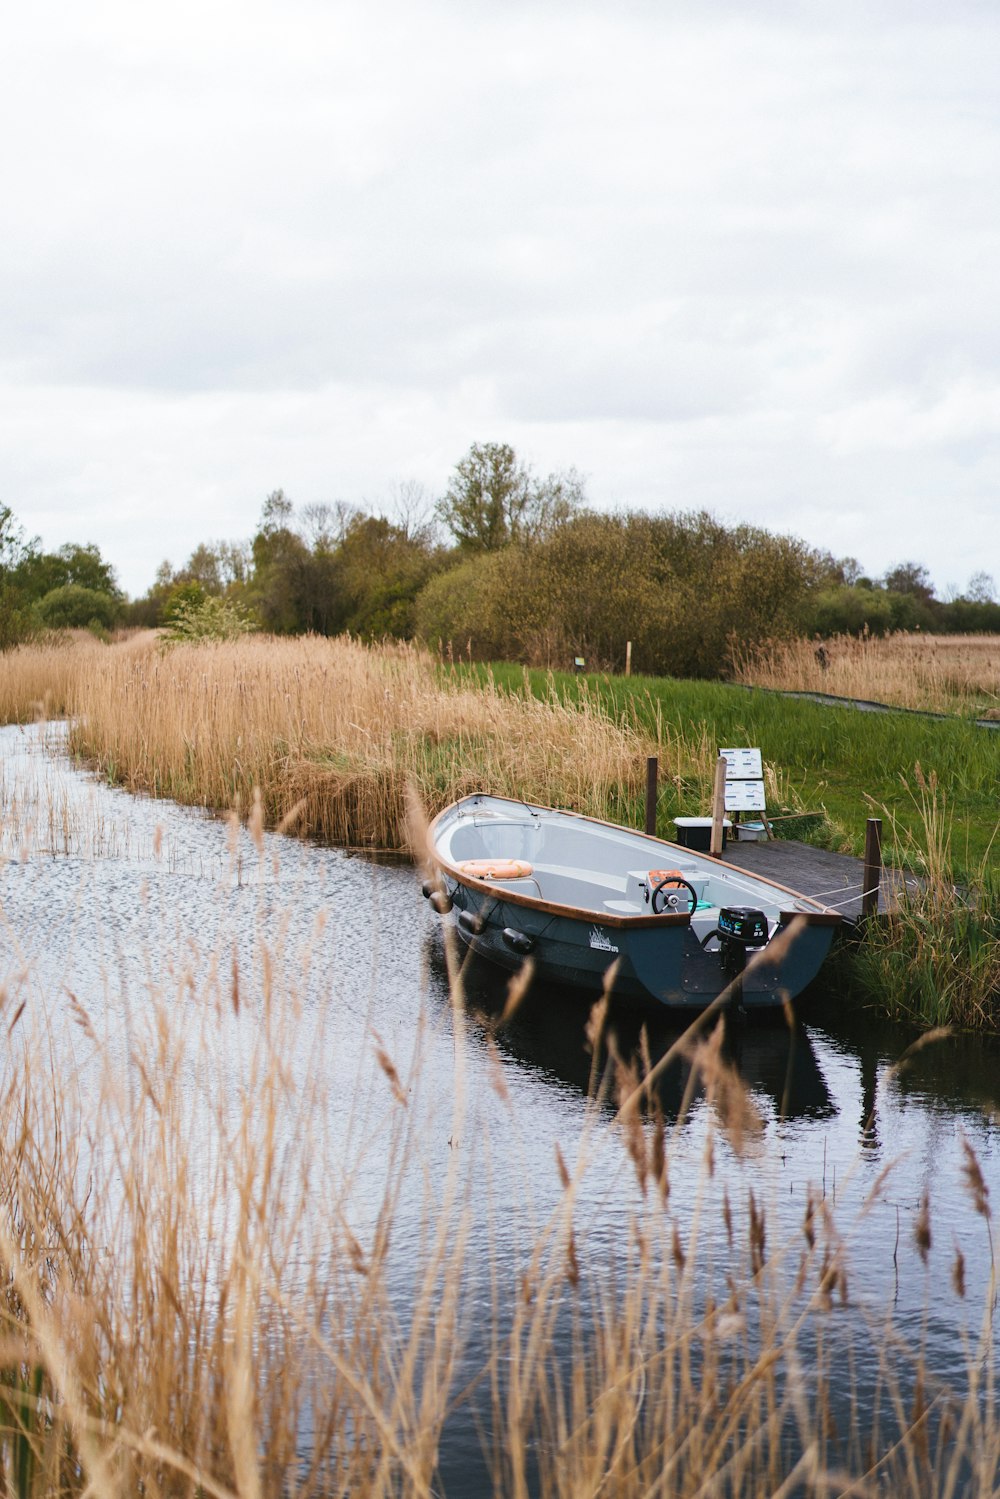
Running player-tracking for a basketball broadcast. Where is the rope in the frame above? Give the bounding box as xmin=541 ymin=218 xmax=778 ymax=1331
xmin=818 ymin=885 xmax=881 ymax=910
xmin=787 ymin=879 xmax=865 ymax=900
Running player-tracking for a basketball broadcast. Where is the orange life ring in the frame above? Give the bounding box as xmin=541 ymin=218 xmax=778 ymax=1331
xmin=459 ymin=859 xmax=534 ymax=881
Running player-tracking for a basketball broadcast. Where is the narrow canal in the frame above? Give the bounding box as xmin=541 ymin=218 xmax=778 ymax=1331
xmin=0 ymin=722 xmax=996 ymax=1492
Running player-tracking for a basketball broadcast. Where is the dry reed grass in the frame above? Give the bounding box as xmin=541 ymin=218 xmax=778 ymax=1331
xmin=3 ymin=978 xmax=993 ymax=1494
xmin=13 ymin=635 xmax=652 ymax=849
xmin=732 ymin=633 xmax=1000 ymax=717
xmin=0 ymin=632 xmax=155 ymax=724
xmin=0 ymin=635 xmax=815 ymax=852
xmin=0 ymin=789 xmax=996 ymax=1493
xmin=0 ymin=844 xmax=471 ymax=1495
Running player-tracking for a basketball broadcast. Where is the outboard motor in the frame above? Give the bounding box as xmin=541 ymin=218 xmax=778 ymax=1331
xmin=717 ymin=907 xmax=769 ymax=978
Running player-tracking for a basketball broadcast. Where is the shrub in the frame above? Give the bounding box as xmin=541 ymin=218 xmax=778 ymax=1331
xmin=415 ymin=511 xmax=815 ymax=677
xmin=162 ymin=595 xmax=258 ymax=642
xmin=36 ymin=583 xmax=119 ymax=631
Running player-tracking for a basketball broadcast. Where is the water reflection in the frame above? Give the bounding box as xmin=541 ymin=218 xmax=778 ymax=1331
xmin=429 ymin=938 xmax=836 ymax=1124
xmin=810 ymin=991 xmax=1000 ymax=1142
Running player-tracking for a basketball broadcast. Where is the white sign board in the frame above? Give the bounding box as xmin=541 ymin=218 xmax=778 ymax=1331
xmin=724 ymin=780 xmax=768 ymax=812
xmin=720 ymin=747 xmax=762 ymax=780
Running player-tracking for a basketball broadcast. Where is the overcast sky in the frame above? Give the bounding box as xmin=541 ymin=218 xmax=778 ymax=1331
xmin=3 ymin=0 xmax=998 ymax=598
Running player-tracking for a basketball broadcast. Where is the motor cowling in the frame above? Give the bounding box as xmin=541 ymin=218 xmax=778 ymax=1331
xmin=716 ymin=906 xmax=769 ymax=977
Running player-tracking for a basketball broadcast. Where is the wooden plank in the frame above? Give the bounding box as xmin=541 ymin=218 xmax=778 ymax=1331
xmin=862 ymin=817 xmax=883 ymax=920
xmin=645 ymin=755 xmax=658 ymax=836
xmin=709 ymin=755 xmax=728 ymax=858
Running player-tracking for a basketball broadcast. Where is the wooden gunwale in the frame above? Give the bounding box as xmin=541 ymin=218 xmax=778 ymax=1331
xmin=435 ymin=857 xmax=690 ymax=929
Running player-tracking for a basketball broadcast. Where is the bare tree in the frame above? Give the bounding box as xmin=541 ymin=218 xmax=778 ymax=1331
xmin=967 ymin=570 xmax=996 ymax=604
xmin=299 ymin=501 xmax=357 ymax=553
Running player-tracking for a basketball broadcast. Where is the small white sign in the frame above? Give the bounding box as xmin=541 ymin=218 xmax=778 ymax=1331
xmin=720 ymin=747 xmax=762 ymax=779
xmin=725 ymin=780 xmax=767 ymax=812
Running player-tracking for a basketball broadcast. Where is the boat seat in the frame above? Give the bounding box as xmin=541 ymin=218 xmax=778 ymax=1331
xmin=603 ymin=899 xmax=644 ymax=915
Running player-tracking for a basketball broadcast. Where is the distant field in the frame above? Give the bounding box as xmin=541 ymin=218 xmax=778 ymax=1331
xmin=732 ymin=631 xmax=1000 ymax=718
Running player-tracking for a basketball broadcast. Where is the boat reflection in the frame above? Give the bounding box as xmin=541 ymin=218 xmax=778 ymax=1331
xmin=426 ymin=936 xmax=835 ymax=1125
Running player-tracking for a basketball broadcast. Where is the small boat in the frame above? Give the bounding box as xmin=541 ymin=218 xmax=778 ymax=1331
xmin=424 ymin=795 xmax=841 ymax=1011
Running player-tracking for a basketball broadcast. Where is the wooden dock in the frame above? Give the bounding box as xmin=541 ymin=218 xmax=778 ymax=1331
xmin=721 ymin=838 xmax=919 ymax=929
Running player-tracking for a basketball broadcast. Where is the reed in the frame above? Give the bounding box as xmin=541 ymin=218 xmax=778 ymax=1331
xmin=849 ymin=767 xmax=1000 ymax=1029
xmin=732 ymin=632 xmax=1000 ymax=718
xmin=0 ymin=834 xmax=996 ymax=1494
xmin=0 ymin=631 xmax=142 ymax=724
xmin=0 ymin=635 xmax=651 ymax=850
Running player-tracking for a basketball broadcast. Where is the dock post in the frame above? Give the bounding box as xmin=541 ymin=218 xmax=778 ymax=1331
xmin=645 ymin=756 xmax=658 ymax=835
xmin=710 ymin=755 xmax=728 ymax=858
xmin=862 ymin=817 xmax=883 ymax=920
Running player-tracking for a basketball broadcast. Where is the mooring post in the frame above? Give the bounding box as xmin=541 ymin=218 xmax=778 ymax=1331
xmin=862 ymin=817 xmax=883 ymax=920
xmin=645 ymin=755 xmax=658 ymax=836
xmin=710 ymin=754 xmax=728 ymax=858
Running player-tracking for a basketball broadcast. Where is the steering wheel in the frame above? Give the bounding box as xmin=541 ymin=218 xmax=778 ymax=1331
xmin=650 ymin=875 xmax=699 ymax=915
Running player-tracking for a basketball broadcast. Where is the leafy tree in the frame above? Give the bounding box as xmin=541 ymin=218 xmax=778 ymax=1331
xmin=162 ymin=581 xmax=207 ymax=621
xmin=215 ymin=540 xmax=252 ymax=589
xmin=807 ymin=585 xmax=895 ymax=637
xmin=259 ymin=488 xmax=294 ymax=535
xmin=416 ymin=509 xmax=817 ymax=677
xmin=436 ymin=443 xmax=584 ymax=552
xmin=175 ymin=543 xmax=224 ymax=595
xmin=0 ymin=504 xmax=39 ymax=649
xmin=0 ymin=504 xmax=36 ymax=572
xmin=13 ymin=541 xmax=120 ymax=603
xmin=335 ymin=514 xmax=444 ymax=638
xmin=36 ymin=583 xmax=118 ymax=631
xmin=249 ymin=493 xmax=338 ymax=634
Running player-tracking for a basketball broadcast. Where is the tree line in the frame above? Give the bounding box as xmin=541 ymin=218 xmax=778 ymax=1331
xmin=2 ymin=443 xmax=998 ymax=678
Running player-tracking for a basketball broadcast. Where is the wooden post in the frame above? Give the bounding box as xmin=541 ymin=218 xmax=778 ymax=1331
xmin=710 ymin=755 xmax=728 ymax=857
xmin=645 ymin=756 xmax=658 ymax=836
xmin=862 ymin=817 xmax=883 ymax=920
xmin=625 ymin=640 xmax=632 ymax=677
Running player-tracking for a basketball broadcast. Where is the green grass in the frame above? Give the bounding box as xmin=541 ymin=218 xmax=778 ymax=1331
xmin=476 ymin=665 xmax=1000 ymax=882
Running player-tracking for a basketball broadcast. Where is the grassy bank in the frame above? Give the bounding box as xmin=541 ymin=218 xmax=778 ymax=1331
xmin=485 ymin=663 xmax=1000 ymax=880
xmin=5 ymin=634 xmax=998 ymax=875
xmin=494 ymin=663 xmax=1000 ymax=1027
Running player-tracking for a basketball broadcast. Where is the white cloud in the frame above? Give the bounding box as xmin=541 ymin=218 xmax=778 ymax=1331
xmin=1 ymin=0 xmax=999 ymax=595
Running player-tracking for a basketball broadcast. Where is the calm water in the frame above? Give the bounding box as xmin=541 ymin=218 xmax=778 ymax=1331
xmin=1 ymin=721 xmax=997 ymax=1491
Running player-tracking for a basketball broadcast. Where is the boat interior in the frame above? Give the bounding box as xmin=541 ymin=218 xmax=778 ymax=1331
xmin=436 ymin=799 xmax=819 ymax=939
